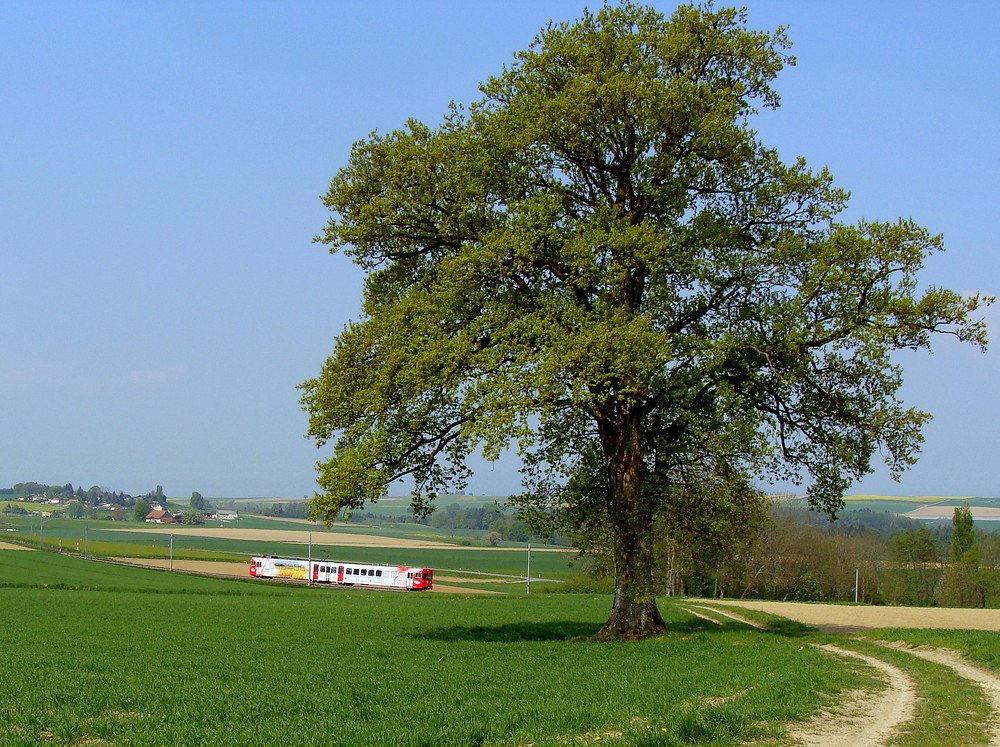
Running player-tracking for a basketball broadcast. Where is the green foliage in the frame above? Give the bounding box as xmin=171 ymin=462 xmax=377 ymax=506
xmin=2 ymin=482 xmax=138 ymax=507
xmin=132 ymin=501 xmax=150 ymax=523
xmin=951 ymin=503 xmax=975 ymax=561
xmin=255 ymin=500 xmax=310 ymax=519
xmin=935 ymin=503 xmax=985 ymax=607
xmin=301 ymin=3 xmax=989 ymax=634
xmin=2 ymin=502 xmax=29 ymax=515
xmin=65 ymin=501 xmax=87 ymax=519
xmin=889 ymin=527 xmax=939 ymax=605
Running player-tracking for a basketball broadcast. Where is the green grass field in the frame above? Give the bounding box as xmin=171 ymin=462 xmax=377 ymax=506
xmin=1 ymin=500 xmax=45 ymax=512
xmin=0 ymin=550 xmax=295 ymax=594
xmin=0 ymin=550 xmax=866 ymax=746
xmin=4 ymin=549 xmax=1000 ymax=745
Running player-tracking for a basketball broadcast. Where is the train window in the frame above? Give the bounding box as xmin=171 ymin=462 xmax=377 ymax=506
xmin=376 ymin=570 xmax=382 ymax=577
xmin=407 ymin=572 xmax=413 ymax=579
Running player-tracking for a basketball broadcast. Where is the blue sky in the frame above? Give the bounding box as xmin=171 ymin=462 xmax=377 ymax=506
xmin=2 ymin=2 xmax=997 ymax=500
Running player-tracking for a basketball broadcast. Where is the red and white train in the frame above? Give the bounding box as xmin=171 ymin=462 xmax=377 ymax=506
xmin=249 ymin=556 xmax=434 ymax=591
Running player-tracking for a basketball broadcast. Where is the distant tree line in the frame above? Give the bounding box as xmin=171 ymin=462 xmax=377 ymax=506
xmin=255 ymin=502 xmax=311 ymax=519
xmin=2 ymin=482 xmax=138 ymax=506
xmin=249 ymin=500 xmax=569 ymax=546
xmin=589 ymin=502 xmax=1000 ymax=608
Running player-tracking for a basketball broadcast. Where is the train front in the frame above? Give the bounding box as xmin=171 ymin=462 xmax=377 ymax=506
xmin=412 ymin=569 xmax=434 ymax=590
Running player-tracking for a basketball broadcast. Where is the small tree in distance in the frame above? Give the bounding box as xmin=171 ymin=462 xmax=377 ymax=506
xmin=300 ymin=3 xmax=990 ymax=638
xmin=951 ymin=503 xmax=975 ymax=561
xmin=937 ymin=503 xmax=984 ymax=607
xmin=890 ymin=526 xmax=938 ymax=606
xmin=132 ymin=501 xmax=150 ymax=523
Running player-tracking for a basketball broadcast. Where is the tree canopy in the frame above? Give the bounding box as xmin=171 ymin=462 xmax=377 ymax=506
xmin=300 ymin=3 xmax=989 ymax=637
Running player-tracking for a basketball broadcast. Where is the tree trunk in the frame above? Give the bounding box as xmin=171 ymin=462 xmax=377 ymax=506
xmin=597 ymin=523 xmax=668 ymax=639
xmin=594 ymin=406 xmax=668 ymax=639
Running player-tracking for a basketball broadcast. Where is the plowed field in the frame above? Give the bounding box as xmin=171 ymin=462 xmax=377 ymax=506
xmin=706 ymin=599 xmax=1000 ymax=633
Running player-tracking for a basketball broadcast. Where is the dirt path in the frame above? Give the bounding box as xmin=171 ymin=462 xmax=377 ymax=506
xmin=679 ymin=604 xmax=920 ymax=746
xmin=0 ymin=541 xmax=33 ymax=550
xmin=682 ymin=603 xmax=767 ymax=628
xmin=786 ymin=645 xmax=916 ymax=747
xmin=689 ymin=601 xmax=1000 ymax=746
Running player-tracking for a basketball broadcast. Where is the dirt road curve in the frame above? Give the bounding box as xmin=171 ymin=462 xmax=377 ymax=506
xmin=788 ymin=645 xmax=916 ymax=747
xmin=687 ymin=602 xmax=1000 ymax=746
xmin=703 ymin=599 xmax=1000 ymax=633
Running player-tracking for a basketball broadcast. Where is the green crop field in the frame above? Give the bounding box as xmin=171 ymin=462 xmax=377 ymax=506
xmin=1 ymin=500 xmax=42 ymax=512
xmin=0 ymin=551 xmax=297 ymax=594
xmin=0 ymin=550 xmax=864 ymax=746
xmin=4 ymin=549 xmax=1000 ymax=745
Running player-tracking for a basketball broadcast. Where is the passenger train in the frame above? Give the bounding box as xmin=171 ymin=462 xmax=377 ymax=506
xmin=249 ymin=556 xmax=434 ymax=590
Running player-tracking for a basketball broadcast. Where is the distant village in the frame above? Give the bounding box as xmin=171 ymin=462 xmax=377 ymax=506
xmin=4 ymin=494 xmax=238 ymax=523
xmin=141 ymin=505 xmax=239 ymax=524
xmin=0 ymin=482 xmax=238 ymax=523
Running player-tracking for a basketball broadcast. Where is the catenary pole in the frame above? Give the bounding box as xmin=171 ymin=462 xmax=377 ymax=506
xmin=526 ymin=543 xmax=531 ymax=595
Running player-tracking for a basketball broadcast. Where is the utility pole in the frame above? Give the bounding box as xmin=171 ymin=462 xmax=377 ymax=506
xmin=526 ymin=543 xmax=531 ymax=595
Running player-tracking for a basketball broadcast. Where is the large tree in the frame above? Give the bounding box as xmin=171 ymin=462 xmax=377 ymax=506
xmin=300 ymin=3 xmax=989 ymax=637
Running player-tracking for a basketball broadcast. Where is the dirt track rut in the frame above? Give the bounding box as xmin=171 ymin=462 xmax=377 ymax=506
xmin=682 ymin=603 xmax=1000 ymax=746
